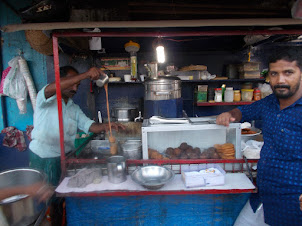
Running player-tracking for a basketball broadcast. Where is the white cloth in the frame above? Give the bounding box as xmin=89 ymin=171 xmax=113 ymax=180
xmin=29 ymin=85 xmax=94 ymax=158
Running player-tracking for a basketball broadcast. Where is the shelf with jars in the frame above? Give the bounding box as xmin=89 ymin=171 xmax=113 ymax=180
xmin=192 ymin=78 xmax=269 ymax=108
xmin=196 ymin=101 xmax=254 ymax=106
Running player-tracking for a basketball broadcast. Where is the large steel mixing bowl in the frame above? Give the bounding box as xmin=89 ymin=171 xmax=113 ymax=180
xmin=131 ymin=166 xmax=174 ymax=190
xmin=0 ymin=168 xmax=47 ymax=226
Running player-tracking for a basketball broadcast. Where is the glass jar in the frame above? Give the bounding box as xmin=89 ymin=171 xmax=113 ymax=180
xmin=241 ymin=89 xmax=254 ymax=101
xmin=233 ymin=90 xmax=241 ymax=102
xmin=224 ymin=87 xmax=234 ymax=102
xmin=253 ymin=88 xmax=261 ymax=101
xmin=215 ymin=88 xmax=222 ymax=102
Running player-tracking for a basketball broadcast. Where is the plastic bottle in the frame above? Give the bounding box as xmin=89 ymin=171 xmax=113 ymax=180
xmin=130 ymin=51 xmax=137 ymax=79
xmin=221 ymin=84 xmax=226 ymax=101
xmin=253 ymin=88 xmax=261 ymax=101
xmin=224 ymin=87 xmax=234 ymax=102
xmin=215 ymin=88 xmax=223 ymax=102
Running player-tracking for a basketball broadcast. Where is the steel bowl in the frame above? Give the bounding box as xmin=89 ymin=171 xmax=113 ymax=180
xmin=131 ymin=166 xmax=174 ymax=190
xmin=0 ymin=168 xmax=47 ymax=226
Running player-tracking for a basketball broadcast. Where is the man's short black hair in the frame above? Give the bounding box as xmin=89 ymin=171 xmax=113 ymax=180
xmin=268 ymin=48 xmax=302 ymax=70
xmin=59 ymin=66 xmax=78 ymax=78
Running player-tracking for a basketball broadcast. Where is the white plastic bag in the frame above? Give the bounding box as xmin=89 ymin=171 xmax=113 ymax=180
xmin=200 ymin=71 xmax=216 ymax=80
xmin=3 ymin=56 xmax=28 ymax=114
xmin=241 ymin=140 xmax=263 ymax=159
xmin=258 ymin=83 xmax=272 ymax=99
xmin=234 ymin=200 xmax=268 ymax=226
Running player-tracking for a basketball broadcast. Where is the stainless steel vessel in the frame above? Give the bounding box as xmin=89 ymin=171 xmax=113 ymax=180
xmin=144 ymin=63 xmax=158 ymax=79
xmin=131 ymin=165 xmax=174 ymax=190
xmin=111 ymin=107 xmax=138 ymax=122
xmin=121 ymin=140 xmax=142 ymax=160
xmin=107 ymin=156 xmax=127 ymax=184
xmin=144 ymin=76 xmax=181 ymax=100
xmin=0 ymin=168 xmax=47 ymax=226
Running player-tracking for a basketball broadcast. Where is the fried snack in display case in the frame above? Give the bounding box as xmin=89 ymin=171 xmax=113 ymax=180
xmin=142 ymin=117 xmax=241 ymax=160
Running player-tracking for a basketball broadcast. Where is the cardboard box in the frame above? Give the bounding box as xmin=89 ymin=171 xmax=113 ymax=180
xmin=238 ymin=62 xmax=260 ymax=72
xmin=100 ymin=57 xmax=130 ymax=70
xmin=181 ymin=163 xmax=226 ymax=188
xmin=239 ymin=71 xmax=260 ymax=79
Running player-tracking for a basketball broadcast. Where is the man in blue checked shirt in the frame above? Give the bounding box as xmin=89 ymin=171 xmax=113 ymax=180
xmin=217 ymin=48 xmax=302 ymax=225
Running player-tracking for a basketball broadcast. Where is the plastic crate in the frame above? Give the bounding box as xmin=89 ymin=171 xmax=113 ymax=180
xmin=74 ymin=132 xmax=94 ymax=156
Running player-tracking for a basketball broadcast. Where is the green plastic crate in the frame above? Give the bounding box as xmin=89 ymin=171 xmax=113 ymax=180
xmin=74 ymin=132 xmax=94 ymax=156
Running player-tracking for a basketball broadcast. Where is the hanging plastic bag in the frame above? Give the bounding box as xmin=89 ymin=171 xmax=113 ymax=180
xmin=18 ymin=57 xmax=37 ymax=111
xmin=3 ymin=56 xmax=28 ymax=114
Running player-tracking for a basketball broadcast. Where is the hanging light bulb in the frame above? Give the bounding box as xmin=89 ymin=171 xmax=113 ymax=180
xmin=156 ymin=45 xmax=165 ymax=63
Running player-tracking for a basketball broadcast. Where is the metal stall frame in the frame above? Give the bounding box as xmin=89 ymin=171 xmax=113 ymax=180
xmin=53 ymin=28 xmax=302 ymax=196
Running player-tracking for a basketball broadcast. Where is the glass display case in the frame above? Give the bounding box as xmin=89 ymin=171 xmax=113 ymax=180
xmin=142 ymin=117 xmax=241 ymax=160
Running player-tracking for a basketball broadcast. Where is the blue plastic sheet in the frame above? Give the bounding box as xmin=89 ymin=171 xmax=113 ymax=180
xmin=66 ymin=193 xmax=250 ymax=225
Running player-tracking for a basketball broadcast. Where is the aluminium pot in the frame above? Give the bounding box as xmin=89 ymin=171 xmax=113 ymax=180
xmin=111 ymin=107 xmax=138 ymax=122
xmin=0 ymin=168 xmax=47 ymax=226
xmin=144 ymin=76 xmax=181 ymax=100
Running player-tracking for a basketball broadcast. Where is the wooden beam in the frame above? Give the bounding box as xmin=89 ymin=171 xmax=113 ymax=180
xmin=3 ymin=18 xmax=302 ymax=33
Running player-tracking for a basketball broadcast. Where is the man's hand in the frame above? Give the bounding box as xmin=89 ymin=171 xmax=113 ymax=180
xmin=25 ymin=182 xmax=54 ymax=203
xmin=104 ymin=122 xmax=126 ymax=132
xmin=299 ymin=194 xmax=302 ymax=211
xmin=216 ymin=112 xmax=236 ymax=126
xmin=216 ymin=108 xmax=242 ymax=127
xmin=85 ymin=67 xmax=104 ymax=80
xmin=89 ymin=122 xmax=126 ymax=134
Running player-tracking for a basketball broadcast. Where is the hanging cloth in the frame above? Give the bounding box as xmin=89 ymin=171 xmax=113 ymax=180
xmin=1 ymin=126 xmax=26 ymax=151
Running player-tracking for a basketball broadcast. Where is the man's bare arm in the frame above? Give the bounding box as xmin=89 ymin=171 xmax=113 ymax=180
xmin=44 ymin=67 xmax=103 ymax=99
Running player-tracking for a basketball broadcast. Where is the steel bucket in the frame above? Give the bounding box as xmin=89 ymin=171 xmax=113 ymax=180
xmin=0 ymin=168 xmax=47 ymax=226
xmin=107 ymin=156 xmax=127 ymax=184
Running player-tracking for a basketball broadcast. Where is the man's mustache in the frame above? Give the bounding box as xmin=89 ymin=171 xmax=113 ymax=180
xmin=274 ymin=85 xmax=290 ymax=89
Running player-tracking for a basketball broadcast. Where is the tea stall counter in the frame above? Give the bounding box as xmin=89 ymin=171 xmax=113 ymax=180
xmin=56 ymin=159 xmax=257 ymax=225
xmin=50 ymin=32 xmax=258 ymax=226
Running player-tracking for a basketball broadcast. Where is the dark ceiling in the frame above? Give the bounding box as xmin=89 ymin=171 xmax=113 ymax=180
xmin=7 ymin=0 xmax=300 ymax=54
xmin=70 ymin=0 xmax=294 ymax=20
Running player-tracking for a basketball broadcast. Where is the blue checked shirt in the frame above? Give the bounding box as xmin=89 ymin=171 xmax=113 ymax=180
xmin=238 ymin=94 xmax=302 ymax=225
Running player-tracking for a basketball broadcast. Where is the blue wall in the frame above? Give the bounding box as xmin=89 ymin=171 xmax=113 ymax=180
xmin=0 ymin=0 xmax=48 ymax=131
xmin=0 ymin=0 xmax=48 ymax=169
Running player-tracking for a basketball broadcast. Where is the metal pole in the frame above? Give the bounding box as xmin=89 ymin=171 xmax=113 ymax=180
xmin=52 ymin=35 xmax=66 ymax=175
